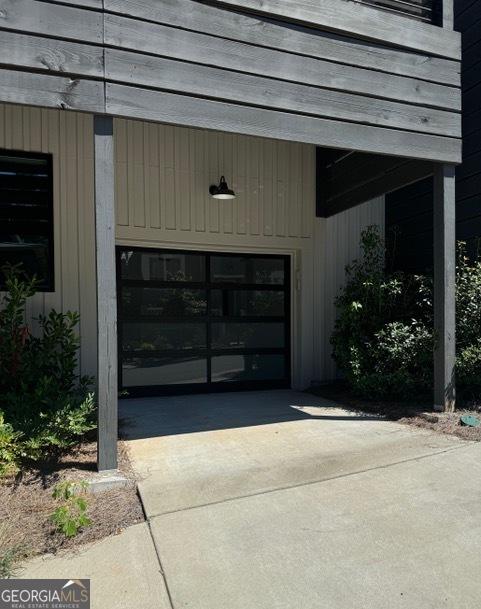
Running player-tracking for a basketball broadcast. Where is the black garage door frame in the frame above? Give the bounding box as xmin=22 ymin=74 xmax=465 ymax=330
xmin=116 ymin=246 xmax=292 ymax=397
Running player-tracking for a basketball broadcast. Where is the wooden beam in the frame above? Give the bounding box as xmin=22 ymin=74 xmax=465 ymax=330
xmin=104 ymin=22 xmax=461 ymax=112
xmin=94 ymin=115 xmax=118 ymax=472
xmin=206 ymin=0 xmax=461 ymax=59
xmin=105 ymin=83 xmax=462 ymax=163
xmin=433 ymin=163 xmax=456 ymax=412
xmin=0 ymin=68 xmax=104 ymax=112
xmin=104 ymin=0 xmax=460 ymax=86
xmin=0 ymin=30 xmax=104 ymax=78
xmin=0 ymin=0 xmax=103 ymax=43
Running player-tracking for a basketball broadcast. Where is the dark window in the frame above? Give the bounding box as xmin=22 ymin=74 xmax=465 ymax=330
xmin=0 ymin=150 xmax=54 ymax=290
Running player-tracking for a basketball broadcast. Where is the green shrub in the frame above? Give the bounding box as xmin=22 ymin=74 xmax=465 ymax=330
xmin=0 ymin=265 xmax=96 ymax=473
xmin=0 ymin=412 xmax=22 ymax=476
xmin=331 ymin=226 xmax=481 ymax=402
xmin=50 ymin=480 xmax=92 ymax=538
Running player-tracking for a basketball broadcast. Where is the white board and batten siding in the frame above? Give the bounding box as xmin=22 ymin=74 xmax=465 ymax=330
xmin=114 ymin=118 xmax=386 ymax=387
xmin=313 ymin=198 xmax=386 ymax=382
xmin=0 ymin=104 xmax=385 ymax=386
xmin=0 ymin=103 xmax=97 ymax=378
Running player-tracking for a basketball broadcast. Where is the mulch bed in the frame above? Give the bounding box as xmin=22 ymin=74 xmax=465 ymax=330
xmin=0 ymin=440 xmax=144 ymax=570
xmin=310 ymin=382 xmax=481 ymax=442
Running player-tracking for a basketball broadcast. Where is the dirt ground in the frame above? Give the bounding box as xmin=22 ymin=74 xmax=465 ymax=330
xmin=310 ymin=383 xmax=481 ymax=442
xmin=0 ymin=440 xmax=144 ymax=573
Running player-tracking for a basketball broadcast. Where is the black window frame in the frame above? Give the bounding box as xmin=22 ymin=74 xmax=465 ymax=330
xmin=0 ymin=149 xmax=55 ymax=292
xmin=117 ymin=246 xmax=292 ymax=396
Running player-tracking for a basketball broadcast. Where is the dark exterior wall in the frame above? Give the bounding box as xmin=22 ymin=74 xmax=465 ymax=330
xmin=386 ymin=0 xmax=481 ymax=272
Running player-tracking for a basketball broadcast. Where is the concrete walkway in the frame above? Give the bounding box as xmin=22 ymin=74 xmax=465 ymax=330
xmin=22 ymin=391 xmax=481 ymax=608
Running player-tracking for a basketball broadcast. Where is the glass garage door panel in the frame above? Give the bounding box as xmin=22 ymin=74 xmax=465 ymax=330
xmin=210 ymin=256 xmax=284 ymax=284
xmin=210 ymin=289 xmax=284 ymax=317
xmin=122 ymin=287 xmax=207 ymax=318
xmin=211 ymin=354 xmax=286 ymax=383
xmin=120 ymin=250 xmax=205 ymax=282
xmin=211 ymin=322 xmax=284 ymax=349
xmin=122 ymin=322 xmax=207 ymax=352
xmin=117 ymin=247 xmax=290 ymax=394
xmin=123 ymin=356 xmax=208 ymax=387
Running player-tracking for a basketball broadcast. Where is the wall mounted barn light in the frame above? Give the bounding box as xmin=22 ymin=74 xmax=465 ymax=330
xmin=209 ymin=176 xmax=236 ymax=200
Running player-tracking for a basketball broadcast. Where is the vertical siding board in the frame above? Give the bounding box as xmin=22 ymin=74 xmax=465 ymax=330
xmin=262 ymin=139 xmax=274 ymax=237
xmin=176 ymin=127 xmax=191 ymax=231
xmin=148 ymin=122 xmax=161 ymax=229
xmin=114 ymin=118 xmax=129 ymax=226
xmin=288 ymin=144 xmax=302 ymax=238
xmin=235 ymin=134 xmax=247 ymax=235
xmin=143 ymin=122 xmax=152 ymax=230
xmin=248 ymin=137 xmax=260 ymax=236
xmin=164 ymin=125 xmax=176 ymax=230
xmin=302 ymin=146 xmax=315 ymax=238
xmin=208 ymin=132 xmax=220 ymax=233
xmin=221 ymin=132 xmax=234 ymax=234
xmin=132 ymin=121 xmax=146 ymax=228
xmin=61 ymin=111 xmax=79 ymax=313
xmin=194 ymin=129 xmax=206 ymax=233
xmin=276 ymin=141 xmax=288 ymax=237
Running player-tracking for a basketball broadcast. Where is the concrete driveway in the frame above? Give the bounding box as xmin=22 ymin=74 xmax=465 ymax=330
xmin=118 ymin=390 xmax=481 ymax=609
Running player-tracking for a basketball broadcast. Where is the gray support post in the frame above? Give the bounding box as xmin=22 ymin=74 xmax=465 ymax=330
xmin=443 ymin=0 xmax=454 ymax=30
xmin=94 ymin=115 xmax=118 ymax=471
xmin=433 ymin=164 xmax=456 ymax=412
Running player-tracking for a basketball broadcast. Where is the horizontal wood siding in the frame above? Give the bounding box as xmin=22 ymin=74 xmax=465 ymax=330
xmin=0 ymin=103 xmax=97 ymax=377
xmin=0 ymin=0 xmax=461 ymax=163
xmin=356 ymin=0 xmax=438 ymax=24
xmin=386 ymin=0 xmax=481 ymax=271
xmin=204 ymin=0 xmax=458 ymax=57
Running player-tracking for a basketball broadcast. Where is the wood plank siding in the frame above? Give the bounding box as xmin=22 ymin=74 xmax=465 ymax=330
xmin=0 ymin=0 xmax=461 ymax=163
xmin=386 ymin=0 xmax=480 ymax=272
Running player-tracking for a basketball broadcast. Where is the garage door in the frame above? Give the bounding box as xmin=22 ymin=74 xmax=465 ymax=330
xmin=117 ymin=247 xmax=291 ymax=395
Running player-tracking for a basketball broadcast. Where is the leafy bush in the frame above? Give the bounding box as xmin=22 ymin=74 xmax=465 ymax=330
xmin=331 ymin=226 xmax=481 ymax=402
xmin=0 ymin=266 xmax=96 ymax=473
xmin=51 ymin=480 xmax=92 ymax=538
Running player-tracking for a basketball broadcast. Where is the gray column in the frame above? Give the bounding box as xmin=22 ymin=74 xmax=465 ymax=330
xmin=442 ymin=0 xmax=454 ymax=29
xmin=94 ymin=115 xmax=118 ymax=471
xmin=433 ymin=164 xmax=456 ymax=412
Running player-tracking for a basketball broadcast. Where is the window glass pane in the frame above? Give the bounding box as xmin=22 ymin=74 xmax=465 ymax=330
xmin=210 ymin=256 xmax=284 ymax=285
xmin=211 ymin=322 xmax=284 ymax=349
xmin=122 ymin=322 xmax=206 ymax=351
xmin=0 ymin=153 xmax=53 ymax=289
xmin=122 ymin=287 xmax=207 ymax=318
xmin=211 ymin=289 xmax=284 ymax=317
xmin=120 ymin=250 xmax=205 ymax=282
xmin=123 ymin=356 xmax=207 ymax=386
xmin=211 ymin=354 xmax=285 ymax=382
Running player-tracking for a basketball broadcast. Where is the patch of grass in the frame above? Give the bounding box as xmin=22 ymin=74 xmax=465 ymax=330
xmin=0 ymin=524 xmax=26 ymax=578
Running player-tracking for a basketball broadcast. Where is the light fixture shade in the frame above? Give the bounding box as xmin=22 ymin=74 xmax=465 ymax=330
xmin=209 ymin=176 xmax=236 ymax=200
